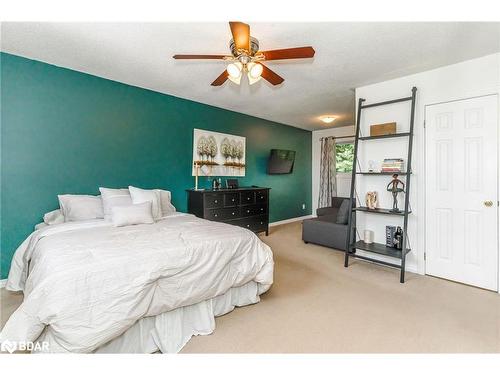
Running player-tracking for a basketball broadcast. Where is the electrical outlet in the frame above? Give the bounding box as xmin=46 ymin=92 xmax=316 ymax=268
xmin=302 ymin=203 xmax=306 ymax=210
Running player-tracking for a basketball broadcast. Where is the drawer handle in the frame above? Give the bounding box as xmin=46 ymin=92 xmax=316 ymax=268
xmin=246 ymin=224 xmax=250 ymax=228
xmin=214 ymin=200 xmax=218 ymax=203
xmin=247 ymin=210 xmax=250 ymax=213
xmin=232 ymin=212 xmax=235 ymax=215
xmin=260 ymin=222 xmax=263 ymax=224
xmin=232 ymin=199 xmax=235 ymax=202
xmin=260 ymin=208 xmax=264 ymax=211
xmin=214 ymin=214 xmax=218 ymax=217
xmin=247 ymin=197 xmax=250 ymax=200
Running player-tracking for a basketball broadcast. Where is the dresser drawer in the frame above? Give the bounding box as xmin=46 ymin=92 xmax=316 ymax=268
xmin=238 ymin=215 xmax=268 ymax=232
xmin=204 ymin=193 xmax=224 ymax=209
xmin=224 ymin=193 xmax=239 ymax=207
xmin=206 ymin=207 xmax=240 ymax=221
xmin=255 ymin=190 xmax=268 ymax=203
xmin=240 ymin=191 xmax=255 ymax=205
xmin=241 ymin=204 xmax=267 ymax=217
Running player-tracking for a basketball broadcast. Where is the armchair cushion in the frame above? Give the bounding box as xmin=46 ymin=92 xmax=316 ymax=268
xmin=331 ymin=197 xmax=346 ymax=208
xmin=335 ymin=199 xmax=351 ymax=224
xmin=316 ymin=206 xmax=338 ymax=218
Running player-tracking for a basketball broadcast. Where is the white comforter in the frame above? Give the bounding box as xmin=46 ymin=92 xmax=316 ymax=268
xmin=1 ymin=213 xmax=274 ymax=352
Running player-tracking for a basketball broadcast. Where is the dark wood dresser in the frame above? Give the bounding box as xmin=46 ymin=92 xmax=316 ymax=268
xmin=187 ymin=187 xmax=270 ymax=235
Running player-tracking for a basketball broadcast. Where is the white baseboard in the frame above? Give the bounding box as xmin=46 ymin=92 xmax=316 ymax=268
xmin=269 ymin=215 xmax=313 ymax=227
xmin=0 ymin=279 xmax=6 ymax=288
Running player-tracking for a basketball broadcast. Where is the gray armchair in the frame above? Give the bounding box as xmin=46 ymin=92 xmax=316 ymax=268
xmin=302 ymin=197 xmax=355 ymax=251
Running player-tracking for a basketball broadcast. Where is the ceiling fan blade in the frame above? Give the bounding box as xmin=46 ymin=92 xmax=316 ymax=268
xmin=260 ymin=46 xmax=315 ymax=61
xmin=173 ymin=54 xmax=228 ymax=59
xmin=211 ymin=70 xmax=229 ymax=86
xmin=229 ymin=21 xmax=250 ymax=51
xmin=261 ymin=64 xmax=284 ymax=85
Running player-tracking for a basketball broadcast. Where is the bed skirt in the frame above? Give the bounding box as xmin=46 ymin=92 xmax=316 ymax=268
xmin=33 ymin=281 xmax=265 ymax=353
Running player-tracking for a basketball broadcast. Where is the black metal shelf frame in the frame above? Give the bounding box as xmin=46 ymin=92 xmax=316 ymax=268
xmin=344 ymin=87 xmax=417 ymax=283
xmin=354 ymin=207 xmax=411 ymax=216
xmin=356 ymin=172 xmax=410 ymax=175
xmin=358 ymin=132 xmax=411 ymax=141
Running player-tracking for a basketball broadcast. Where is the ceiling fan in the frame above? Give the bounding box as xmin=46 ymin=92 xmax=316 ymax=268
xmin=173 ymin=22 xmax=315 ymax=86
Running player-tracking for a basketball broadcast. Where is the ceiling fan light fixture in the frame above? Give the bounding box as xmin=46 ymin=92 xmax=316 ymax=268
xmin=248 ymin=62 xmax=263 ymax=79
xmin=227 ymin=62 xmax=243 ymax=79
xmin=247 ymin=72 xmax=262 ymax=85
xmin=227 ymin=73 xmax=242 ymax=85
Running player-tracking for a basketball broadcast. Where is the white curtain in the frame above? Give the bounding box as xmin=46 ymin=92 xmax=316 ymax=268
xmin=318 ymin=137 xmax=337 ymax=208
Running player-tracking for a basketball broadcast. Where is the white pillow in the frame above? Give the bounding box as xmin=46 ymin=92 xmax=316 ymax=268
xmin=43 ymin=209 xmax=65 ymax=225
xmin=111 ymin=202 xmax=154 ymax=227
xmin=156 ymin=189 xmax=176 ymax=216
xmin=129 ymin=186 xmax=162 ymax=220
xmin=58 ymin=195 xmax=104 ymax=222
xmin=99 ymin=187 xmax=133 ymax=220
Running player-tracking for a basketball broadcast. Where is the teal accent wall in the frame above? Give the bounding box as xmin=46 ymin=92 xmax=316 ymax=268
xmin=0 ymin=52 xmax=312 ymax=279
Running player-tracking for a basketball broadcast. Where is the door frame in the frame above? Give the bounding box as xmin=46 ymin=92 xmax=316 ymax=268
xmin=423 ymin=94 xmax=500 ymax=292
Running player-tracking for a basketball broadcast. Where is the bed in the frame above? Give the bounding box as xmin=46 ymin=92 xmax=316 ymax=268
xmin=0 ymin=212 xmax=274 ymax=353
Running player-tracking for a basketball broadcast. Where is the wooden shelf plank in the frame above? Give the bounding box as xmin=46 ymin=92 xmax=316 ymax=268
xmin=359 ymin=132 xmax=411 ymax=141
xmin=354 ymin=207 xmax=411 ymax=216
xmin=351 ymin=240 xmax=410 ymax=259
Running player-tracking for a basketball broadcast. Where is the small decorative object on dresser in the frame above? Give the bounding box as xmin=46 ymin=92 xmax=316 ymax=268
xmin=212 ymin=178 xmax=220 ymax=190
xmin=365 ymin=191 xmax=378 ymax=209
xmin=187 ymin=187 xmax=270 ymax=235
xmin=226 ymin=179 xmax=239 ymax=189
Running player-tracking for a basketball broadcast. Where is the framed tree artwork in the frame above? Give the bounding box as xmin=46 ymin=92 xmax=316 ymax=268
xmin=192 ymin=129 xmax=246 ymax=176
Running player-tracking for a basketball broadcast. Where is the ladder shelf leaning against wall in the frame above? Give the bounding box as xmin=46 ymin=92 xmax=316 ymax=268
xmin=344 ymin=87 xmax=417 ymax=283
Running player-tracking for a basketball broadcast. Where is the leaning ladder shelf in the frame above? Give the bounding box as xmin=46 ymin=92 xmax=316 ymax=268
xmin=344 ymin=87 xmax=417 ymax=283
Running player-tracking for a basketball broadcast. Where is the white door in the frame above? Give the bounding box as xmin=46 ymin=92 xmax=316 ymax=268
xmin=425 ymin=95 xmax=498 ymax=291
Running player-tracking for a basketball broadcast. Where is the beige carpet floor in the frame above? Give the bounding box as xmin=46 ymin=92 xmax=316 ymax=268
xmin=1 ymin=221 xmax=499 ymax=353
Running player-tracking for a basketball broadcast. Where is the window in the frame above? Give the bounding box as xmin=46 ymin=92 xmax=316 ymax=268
xmin=335 ymin=143 xmax=354 ymax=173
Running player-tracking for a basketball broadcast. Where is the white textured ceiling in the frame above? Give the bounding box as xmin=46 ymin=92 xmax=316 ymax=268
xmin=1 ymin=22 xmax=499 ymax=130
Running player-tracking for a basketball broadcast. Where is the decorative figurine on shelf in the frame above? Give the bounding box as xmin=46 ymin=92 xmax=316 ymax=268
xmin=386 ymin=174 xmax=405 ymax=212
xmin=393 ymin=226 xmax=404 ymax=250
xmin=365 ymin=191 xmax=378 ymax=209
xmin=368 ymin=160 xmax=376 ymax=173
xmin=363 ymin=229 xmax=374 ymax=244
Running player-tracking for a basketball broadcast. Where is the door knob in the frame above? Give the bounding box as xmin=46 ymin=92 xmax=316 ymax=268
xmin=484 ymin=200 xmax=493 ymax=207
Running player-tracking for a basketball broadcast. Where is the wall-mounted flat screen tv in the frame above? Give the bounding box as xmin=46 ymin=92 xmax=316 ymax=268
xmin=267 ymin=149 xmax=296 ymax=174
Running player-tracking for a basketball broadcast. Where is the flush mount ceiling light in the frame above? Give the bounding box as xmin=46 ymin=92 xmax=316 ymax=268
xmin=320 ymin=116 xmax=337 ymax=124
xmin=173 ymin=21 xmax=315 ymax=86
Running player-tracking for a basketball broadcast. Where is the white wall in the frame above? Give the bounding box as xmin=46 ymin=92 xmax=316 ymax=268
xmin=311 ymin=125 xmax=355 ymax=214
xmin=354 ymin=53 xmax=500 ymax=274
